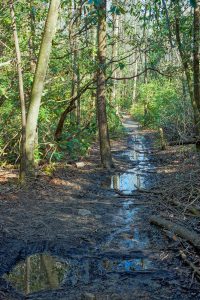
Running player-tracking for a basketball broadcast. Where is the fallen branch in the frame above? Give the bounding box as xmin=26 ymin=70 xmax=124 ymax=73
xmin=169 ymin=139 xmax=197 ymax=146
xmin=109 ymin=67 xmax=171 ymax=81
xmin=0 ymin=60 xmax=13 ymax=68
xmin=179 ymin=250 xmax=200 ymax=280
xmin=168 ymin=199 xmax=200 ymax=217
xmin=135 ymin=187 xmax=162 ymax=195
xmin=150 ymin=216 xmax=200 ymax=250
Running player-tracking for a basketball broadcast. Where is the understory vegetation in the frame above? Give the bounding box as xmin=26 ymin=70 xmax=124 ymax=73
xmin=131 ymin=79 xmax=194 ymax=141
xmin=1 ymin=0 xmax=200 ymax=179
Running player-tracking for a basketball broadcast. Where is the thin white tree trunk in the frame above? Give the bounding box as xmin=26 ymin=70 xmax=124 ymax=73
xmin=9 ymin=0 xmax=27 ymax=182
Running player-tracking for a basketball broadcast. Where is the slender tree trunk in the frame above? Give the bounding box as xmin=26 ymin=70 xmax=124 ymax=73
xmin=162 ymin=0 xmax=173 ymax=48
xmin=25 ymin=257 xmax=31 ymax=295
xmin=193 ymin=2 xmax=200 ymax=111
xmin=132 ymin=18 xmax=138 ymax=103
xmin=132 ymin=59 xmax=138 ymax=103
xmin=29 ymin=0 xmax=36 ymax=74
xmin=174 ymin=1 xmax=200 ymax=146
xmin=25 ymin=0 xmax=60 ymax=178
xmin=76 ymin=56 xmax=81 ymax=126
xmin=111 ymin=11 xmax=118 ymax=105
xmin=96 ymin=0 xmax=113 ymax=169
xmin=9 ymin=0 xmax=27 ymax=182
xmin=193 ymin=1 xmax=200 ymax=147
xmin=75 ymin=2 xmax=81 ymax=126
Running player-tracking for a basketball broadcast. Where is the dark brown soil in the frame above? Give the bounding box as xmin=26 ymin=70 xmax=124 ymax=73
xmin=0 ymin=115 xmax=200 ymax=300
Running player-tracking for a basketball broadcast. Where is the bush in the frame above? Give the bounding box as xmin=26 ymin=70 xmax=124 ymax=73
xmin=131 ymin=78 xmax=193 ymax=140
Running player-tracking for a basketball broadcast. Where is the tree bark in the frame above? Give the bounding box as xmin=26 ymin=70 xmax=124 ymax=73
xmin=132 ymin=21 xmax=138 ymax=103
xmin=96 ymin=0 xmax=113 ymax=169
xmin=54 ymin=80 xmax=93 ymax=140
xmin=193 ymin=2 xmax=200 ymax=116
xmin=9 ymin=0 xmax=27 ymax=182
xmin=111 ymin=10 xmax=119 ymax=105
xmin=29 ymin=0 xmax=36 ymax=73
xmin=25 ymin=0 xmax=60 ymax=178
xmin=174 ymin=0 xmax=200 ymax=146
xmin=55 ymin=103 xmax=76 ymax=140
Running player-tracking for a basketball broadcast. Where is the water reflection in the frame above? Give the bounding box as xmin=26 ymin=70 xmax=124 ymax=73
xmin=3 ymin=253 xmax=153 ymax=294
xmin=111 ymin=172 xmax=144 ymax=194
xmin=102 ymin=258 xmax=152 ymax=272
xmin=3 ymin=253 xmax=68 ymax=295
xmin=110 ymin=134 xmax=152 ymax=194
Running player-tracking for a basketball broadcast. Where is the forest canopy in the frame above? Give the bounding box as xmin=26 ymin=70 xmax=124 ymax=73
xmin=0 ymin=0 xmax=200 ymax=181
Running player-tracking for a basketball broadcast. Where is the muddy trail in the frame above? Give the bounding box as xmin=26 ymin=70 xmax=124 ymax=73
xmin=0 ymin=115 xmax=200 ymax=299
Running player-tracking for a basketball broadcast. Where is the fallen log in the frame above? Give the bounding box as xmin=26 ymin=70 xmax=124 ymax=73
xmin=150 ymin=216 xmax=200 ymax=250
xmin=169 ymin=139 xmax=197 ymax=146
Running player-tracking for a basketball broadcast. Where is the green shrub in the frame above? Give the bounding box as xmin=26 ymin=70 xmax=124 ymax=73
xmin=131 ymin=78 xmax=193 ymax=140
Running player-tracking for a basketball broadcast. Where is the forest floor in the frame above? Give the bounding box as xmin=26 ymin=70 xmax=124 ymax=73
xmin=0 ymin=115 xmax=200 ymax=299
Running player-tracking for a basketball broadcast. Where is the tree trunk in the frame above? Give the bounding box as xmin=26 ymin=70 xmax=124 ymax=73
xmin=54 ymin=80 xmax=93 ymax=140
xmin=25 ymin=257 xmax=31 ymax=295
xmin=174 ymin=1 xmax=200 ymax=147
xmin=96 ymin=0 xmax=113 ymax=169
xmin=111 ymin=11 xmax=119 ymax=105
xmin=193 ymin=1 xmax=200 ymax=128
xmin=29 ymin=0 xmax=36 ymax=74
xmin=55 ymin=102 xmax=76 ymax=140
xmin=132 ymin=59 xmax=138 ymax=103
xmin=9 ymin=0 xmax=27 ymax=183
xmin=25 ymin=0 xmax=60 ymax=178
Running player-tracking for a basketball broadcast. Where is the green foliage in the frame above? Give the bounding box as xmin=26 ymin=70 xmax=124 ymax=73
xmin=131 ymin=79 xmax=193 ymax=139
xmin=0 ymin=0 xmax=197 ymax=169
xmin=107 ymin=104 xmax=125 ymax=137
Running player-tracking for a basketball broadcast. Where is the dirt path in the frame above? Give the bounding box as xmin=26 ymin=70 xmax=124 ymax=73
xmin=0 ymin=115 xmax=200 ymax=299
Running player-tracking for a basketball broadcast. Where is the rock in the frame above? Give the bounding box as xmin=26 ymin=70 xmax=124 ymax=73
xmin=75 ymin=162 xmax=85 ymax=168
xmin=82 ymin=292 xmax=96 ymax=300
xmin=95 ymin=215 xmax=101 ymax=219
xmin=78 ymin=209 xmax=92 ymax=216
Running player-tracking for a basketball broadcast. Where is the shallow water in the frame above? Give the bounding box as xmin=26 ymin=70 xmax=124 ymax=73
xmin=3 ymin=253 xmax=67 ymax=295
xmin=110 ymin=128 xmax=153 ymax=195
xmin=3 ymin=251 xmax=154 ymax=295
xmin=1 ymin=120 xmax=156 ymax=296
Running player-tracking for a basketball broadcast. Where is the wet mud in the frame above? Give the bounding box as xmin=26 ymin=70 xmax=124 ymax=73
xmin=0 ymin=116 xmax=200 ymax=299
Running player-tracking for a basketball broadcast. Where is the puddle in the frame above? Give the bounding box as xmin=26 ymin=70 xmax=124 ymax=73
xmin=3 ymin=253 xmax=68 ymax=295
xmin=2 ymin=250 xmax=154 ymax=295
xmin=111 ymin=172 xmax=145 ymax=194
xmin=102 ymin=258 xmax=152 ymax=272
xmin=106 ymin=201 xmax=150 ymax=251
xmin=109 ymin=132 xmax=154 ymax=195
